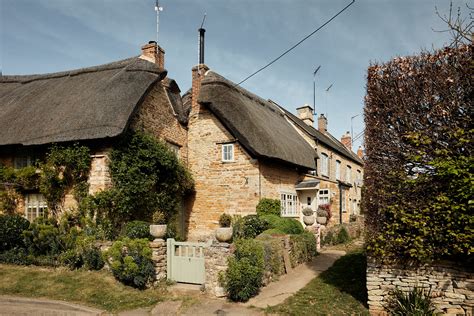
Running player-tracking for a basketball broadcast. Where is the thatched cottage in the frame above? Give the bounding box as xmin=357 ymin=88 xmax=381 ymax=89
xmin=0 ymin=42 xmax=188 ymax=220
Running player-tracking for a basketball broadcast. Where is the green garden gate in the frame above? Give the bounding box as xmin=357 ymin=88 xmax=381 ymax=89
xmin=166 ymin=238 xmax=211 ymax=285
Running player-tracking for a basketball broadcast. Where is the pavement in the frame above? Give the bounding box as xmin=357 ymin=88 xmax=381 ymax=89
xmin=0 ymin=249 xmax=345 ymax=315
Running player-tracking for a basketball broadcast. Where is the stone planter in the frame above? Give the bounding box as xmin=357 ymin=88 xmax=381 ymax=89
xmin=215 ymin=227 xmax=233 ymax=242
xmin=316 ymin=216 xmax=327 ymax=225
xmin=303 ymin=215 xmax=315 ymax=226
xmin=150 ymin=224 xmax=167 ymax=239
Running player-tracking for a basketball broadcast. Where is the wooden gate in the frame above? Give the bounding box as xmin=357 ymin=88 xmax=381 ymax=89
xmin=166 ymin=238 xmax=211 ymax=285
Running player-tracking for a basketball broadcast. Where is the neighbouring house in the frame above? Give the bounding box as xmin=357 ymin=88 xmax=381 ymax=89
xmin=186 ymin=63 xmax=364 ymax=240
xmin=0 ymin=42 xmax=188 ymax=220
xmin=279 ymin=105 xmax=364 ymax=224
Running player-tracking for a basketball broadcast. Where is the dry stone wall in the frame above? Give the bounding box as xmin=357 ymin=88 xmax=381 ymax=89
xmin=150 ymin=239 xmax=167 ymax=281
xmin=204 ymin=242 xmax=233 ymax=297
xmin=367 ymin=260 xmax=474 ymax=315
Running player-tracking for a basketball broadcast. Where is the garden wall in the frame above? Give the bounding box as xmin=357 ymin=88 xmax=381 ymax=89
xmin=367 ymin=260 xmax=474 ymax=315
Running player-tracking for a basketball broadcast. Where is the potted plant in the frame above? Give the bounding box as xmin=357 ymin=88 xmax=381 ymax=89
xmin=215 ymin=213 xmax=233 ymax=242
xmin=302 ymin=207 xmax=315 ymax=226
xmin=149 ymin=211 xmax=167 ymax=239
xmin=316 ymin=206 xmax=328 ymax=225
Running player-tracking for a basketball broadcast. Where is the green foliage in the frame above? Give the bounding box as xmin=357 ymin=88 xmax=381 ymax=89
xmin=260 ymin=228 xmax=286 ymax=236
xmin=106 ymin=237 xmax=155 ymax=289
xmin=364 ymin=45 xmax=473 ymax=262
xmin=152 ymin=211 xmax=166 ymax=224
xmin=39 ymin=144 xmax=91 ymax=214
xmin=23 ymin=217 xmax=66 ymax=256
xmin=322 ymin=231 xmax=335 ymax=246
xmin=61 ymin=236 xmax=104 ymax=270
xmin=0 ymin=215 xmax=30 ymax=251
xmin=108 ymin=132 xmax=193 ymax=223
xmin=336 ymin=226 xmax=351 ymax=244
xmin=256 ymin=198 xmax=281 ymax=216
xmin=0 ymin=164 xmax=38 ymax=213
xmin=289 ymin=232 xmax=317 ymax=267
xmin=233 ymin=215 xmax=269 ymax=239
xmin=302 ymin=207 xmax=314 ymax=216
xmin=14 ymin=166 xmax=39 ymax=188
xmin=0 ymin=247 xmax=60 ymax=267
xmin=255 ymin=234 xmax=285 ymax=276
xmin=122 ymin=221 xmax=152 ymax=240
xmin=78 ymin=190 xmax=117 ymax=240
xmin=260 ymin=214 xmax=304 ymax=235
xmin=388 ymin=287 xmax=436 ymax=316
xmin=218 ymin=213 xmax=232 ymax=228
xmin=225 ymin=239 xmax=265 ymax=302
xmin=0 ymin=189 xmax=18 ymax=214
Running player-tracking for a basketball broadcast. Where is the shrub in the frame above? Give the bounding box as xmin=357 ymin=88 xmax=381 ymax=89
xmin=256 ymin=234 xmax=285 ymax=276
xmin=322 ymin=231 xmax=335 ymax=246
xmin=316 ymin=207 xmax=328 ymax=217
xmin=289 ymin=232 xmax=317 ymax=266
xmin=106 ymin=238 xmax=155 ymax=289
xmin=260 ymin=228 xmax=286 ymax=236
xmin=260 ymin=214 xmax=304 ymax=235
xmin=152 ymin=211 xmax=166 ymax=224
xmin=225 ymin=239 xmax=264 ymax=302
xmin=0 ymin=248 xmax=60 ymax=267
xmin=256 ymin=198 xmax=281 ymax=216
xmin=0 ymin=214 xmax=30 ymax=251
xmin=233 ymin=215 xmax=269 ymax=239
xmin=219 ymin=213 xmax=232 ymax=228
xmin=336 ymin=226 xmax=350 ymax=244
xmin=61 ymin=236 xmax=104 ymax=270
xmin=123 ymin=221 xmax=152 ymax=240
xmin=23 ymin=217 xmax=65 ymax=256
xmin=302 ymin=207 xmax=314 ymax=216
xmin=388 ymin=287 xmax=436 ymax=316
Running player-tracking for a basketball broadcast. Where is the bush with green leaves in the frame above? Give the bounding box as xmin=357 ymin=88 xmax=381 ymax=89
xmin=233 ymin=215 xmax=269 ymax=239
xmin=0 ymin=214 xmax=30 ymax=251
xmin=255 ymin=234 xmax=285 ymax=276
xmin=0 ymin=247 xmax=60 ymax=267
xmin=23 ymin=217 xmax=65 ymax=256
xmin=60 ymin=236 xmax=104 ymax=270
xmin=225 ymin=239 xmax=265 ymax=302
xmin=122 ymin=221 xmax=152 ymax=240
xmin=336 ymin=226 xmax=350 ymax=244
xmin=388 ymin=287 xmax=436 ymax=315
xmin=256 ymin=198 xmax=281 ymax=216
xmin=289 ymin=232 xmax=317 ymax=267
xmin=106 ymin=237 xmax=155 ymax=289
xmin=219 ymin=213 xmax=232 ymax=228
xmin=260 ymin=214 xmax=304 ymax=235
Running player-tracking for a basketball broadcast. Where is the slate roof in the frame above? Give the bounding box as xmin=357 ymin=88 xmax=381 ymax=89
xmin=276 ymin=105 xmax=364 ymax=166
xmin=0 ymin=57 xmax=184 ymax=146
xmin=197 ymin=71 xmax=318 ymax=170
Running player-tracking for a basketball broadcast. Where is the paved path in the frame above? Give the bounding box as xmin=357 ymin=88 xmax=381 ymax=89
xmin=0 ymin=249 xmax=345 ymax=315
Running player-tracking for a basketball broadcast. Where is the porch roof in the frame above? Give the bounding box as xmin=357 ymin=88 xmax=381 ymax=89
xmin=295 ymin=180 xmax=320 ymax=190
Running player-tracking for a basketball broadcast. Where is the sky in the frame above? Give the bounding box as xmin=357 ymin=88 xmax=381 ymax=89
xmin=0 ymin=0 xmax=467 ymax=150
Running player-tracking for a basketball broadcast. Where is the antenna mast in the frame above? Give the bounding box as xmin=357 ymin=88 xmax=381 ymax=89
xmin=155 ymin=0 xmax=163 ymax=43
xmin=313 ymin=65 xmax=321 ymax=115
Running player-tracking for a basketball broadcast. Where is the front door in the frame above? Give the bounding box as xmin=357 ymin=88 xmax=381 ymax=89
xmin=298 ymin=190 xmax=318 ymax=212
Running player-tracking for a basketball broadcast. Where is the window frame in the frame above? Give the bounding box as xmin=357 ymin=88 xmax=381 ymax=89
xmin=341 ymin=189 xmax=347 ymax=213
xmin=221 ymin=143 xmax=235 ymax=162
xmin=320 ymin=153 xmax=329 ymax=177
xmin=318 ymin=189 xmax=330 ymax=205
xmin=335 ymin=160 xmax=341 ymax=180
xmin=280 ymin=192 xmax=298 ymax=217
xmin=25 ymin=193 xmax=48 ymax=222
xmin=346 ymin=165 xmax=352 ymax=183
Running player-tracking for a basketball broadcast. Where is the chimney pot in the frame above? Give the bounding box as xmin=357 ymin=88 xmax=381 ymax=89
xmin=357 ymin=146 xmax=364 ymax=159
xmin=140 ymin=41 xmax=165 ymax=68
xmin=341 ymin=131 xmax=352 ymax=151
xmin=296 ymin=104 xmax=314 ymax=127
xmin=318 ymin=113 xmax=328 ymax=133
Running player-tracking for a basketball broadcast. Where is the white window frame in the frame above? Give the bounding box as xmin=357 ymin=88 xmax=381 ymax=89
xmin=280 ymin=192 xmax=298 ymax=217
xmin=321 ymin=153 xmax=329 ymax=177
xmin=222 ymin=144 xmax=234 ymax=162
xmin=352 ymin=199 xmax=357 ymax=215
xmin=341 ymin=189 xmax=347 ymax=213
xmin=25 ymin=193 xmax=48 ymax=222
xmin=346 ymin=165 xmax=352 ymax=183
xmin=14 ymin=156 xmax=33 ymax=169
xmin=318 ymin=189 xmax=330 ymax=206
xmin=335 ymin=160 xmax=341 ymax=180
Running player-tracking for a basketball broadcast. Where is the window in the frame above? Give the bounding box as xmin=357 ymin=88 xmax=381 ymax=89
xmin=335 ymin=160 xmax=341 ymax=180
xmin=280 ymin=193 xmax=298 ymax=217
xmin=307 ymin=197 xmax=311 ymax=206
xmin=14 ymin=156 xmax=33 ymax=169
xmin=346 ymin=165 xmax=352 ymax=183
xmin=166 ymin=142 xmax=180 ymax=157
xmin=341 ymin=190 xmax=346 ymax=213
xmin=321 ymin=153 xmax=329 ymax=177
xmin=25 ymin=194 xmax=47 ymax=222
xmin=222 ymin=144 xmax=234 ymax=162
xmin=318 ymin=189 xmax=330 ymax=205
xmin=357 ymin=170 xmax=362 ymax=180
xmin=352 ymin=199 xmax=358 ymax=215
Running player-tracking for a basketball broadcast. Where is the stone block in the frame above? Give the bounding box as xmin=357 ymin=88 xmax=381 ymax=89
xmin=368 ymin=295 xmax=384 ymax=301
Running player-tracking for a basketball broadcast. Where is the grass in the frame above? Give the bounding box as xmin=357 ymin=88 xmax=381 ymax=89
xmin=266 ymin=249 xmax=369 ymax=315
xmin=0 ymin=264 xmax=170 ymax=312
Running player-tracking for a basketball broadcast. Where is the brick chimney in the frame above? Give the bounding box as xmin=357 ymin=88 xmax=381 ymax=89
xmin=296 ymin=104 xmax=314 ymax=126
xmin=140 ymin=41 xmax=165 ymax=68
xmin=357 ymin=146 xmax=364 ymax=159
xmin=318 ymin=114 xmax=327 ymax=133
xmin=191 ymin=64 xmax=209 ymax=110
xmin=341 ymin=131 xmax=352 ymax=150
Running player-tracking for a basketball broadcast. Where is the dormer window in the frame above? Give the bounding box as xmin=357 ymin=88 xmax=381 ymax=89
xmin=222 ymin=144 xmax=234 ymax=162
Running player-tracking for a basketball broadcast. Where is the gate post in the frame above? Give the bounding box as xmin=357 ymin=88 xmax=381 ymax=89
xmin=166 ymin=238 xmax=174 ymax=281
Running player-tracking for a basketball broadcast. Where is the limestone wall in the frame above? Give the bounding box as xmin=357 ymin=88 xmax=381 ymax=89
xmin=204 ymin=242 xmax=233 ymax=297
xmin=150 ymin=239 xmax=167 ymax=281
xmin=367 ymin=260 xmax=474 ymax=315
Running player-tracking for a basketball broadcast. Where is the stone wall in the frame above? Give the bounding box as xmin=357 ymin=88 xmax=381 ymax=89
xmin=150 ymin=239 xmax=167 ymax=281
xmin=367 ymin=260 xmax=474 ymax=315
xmin=204 ymin=242 xmax=233 ymax=297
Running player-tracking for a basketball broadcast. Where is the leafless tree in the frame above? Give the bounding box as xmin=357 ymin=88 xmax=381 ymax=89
xmin=434 ymin=1 xmax=473 ymax=47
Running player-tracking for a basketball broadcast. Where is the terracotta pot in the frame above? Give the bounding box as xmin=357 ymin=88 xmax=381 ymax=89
xmin=303 ymin=215 xmax=315 ymax=226
xmin=215 ymin=227 xmax=233 ymax=242
xmin=150 ymin=224 xmax=167 ymax=239
xmin=316 ymin=216 xmax=327 ymax=225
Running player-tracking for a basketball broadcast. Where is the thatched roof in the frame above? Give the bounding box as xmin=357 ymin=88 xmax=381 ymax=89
xmin=278 ymin=106 xmax=364 ymax=166
xmin=0 ymin=57 xmax=182 ymax=146
xmin=197 ymin=71 xmax=318 ymax=170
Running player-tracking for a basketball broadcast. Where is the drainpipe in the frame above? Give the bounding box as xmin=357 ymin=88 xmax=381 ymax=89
xmin=339 ymin=183 xmax=343 ymax=224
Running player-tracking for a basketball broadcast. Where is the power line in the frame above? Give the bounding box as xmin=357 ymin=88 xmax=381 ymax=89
xmin=236 ymin=0 xmax=356 ymax=86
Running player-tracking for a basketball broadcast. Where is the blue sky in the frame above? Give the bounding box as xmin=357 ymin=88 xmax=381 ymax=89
xmin=1 ymin=0 xmax=466 ymax=150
